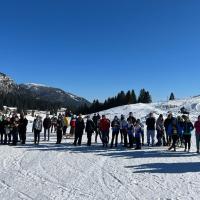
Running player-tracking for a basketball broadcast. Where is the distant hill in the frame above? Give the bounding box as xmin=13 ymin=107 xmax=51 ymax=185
xmin=0 ymin=72 xmax=90 ymax=111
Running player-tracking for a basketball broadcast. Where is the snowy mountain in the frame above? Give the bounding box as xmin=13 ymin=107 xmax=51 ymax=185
xmin=0 ymin=72 xmax=90 ymax=110
xmin=20 ymin=83 xmax=90 ymax=108
xmin=0 ymin=72 xmax=19 ymax=93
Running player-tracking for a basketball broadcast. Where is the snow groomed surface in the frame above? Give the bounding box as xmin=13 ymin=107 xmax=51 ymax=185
xmin=1 ymin=96 xmax=200 ymax=200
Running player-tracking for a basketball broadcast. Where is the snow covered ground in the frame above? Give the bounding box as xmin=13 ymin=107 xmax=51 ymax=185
xmin=0 ymin=96 xmax=200 ymax=200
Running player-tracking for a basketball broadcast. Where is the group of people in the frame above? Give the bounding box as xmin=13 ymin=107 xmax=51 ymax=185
xmin=0 ymin=111 xmax=200 ymax=153
xmin=0 ymin=113 xmax=28 ymax=145
xmin=32 ymin=113 xmax=76 ymax=145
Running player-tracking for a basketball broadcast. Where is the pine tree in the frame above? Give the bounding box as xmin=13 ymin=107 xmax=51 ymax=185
xmin=169 ymin=92 xmax=175 ymax=100
xmin=117 ymin=91 xmax=126 ymax=106
xmin=145 ymin=91 xmax=152 ymax=103
xmin=126 ymin=90 xmax=132 ymax=104
xmin=131 ymin=90 xmax=137 ymax=104
xmin=138 ymin=89 xmax=152 ymax=103
xmin=138 ymin=89 xmax=146 ymax=103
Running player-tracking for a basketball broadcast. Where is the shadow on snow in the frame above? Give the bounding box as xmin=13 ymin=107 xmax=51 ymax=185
xmin=125 ymin=162 xmax=200 ymax=173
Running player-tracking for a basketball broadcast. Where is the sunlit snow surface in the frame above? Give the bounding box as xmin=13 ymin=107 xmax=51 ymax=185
xmin=0 ymin=97 xmax=200 ymax=200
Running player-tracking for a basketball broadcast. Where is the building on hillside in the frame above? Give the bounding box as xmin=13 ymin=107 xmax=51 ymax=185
xmin=3 ymin=106 xmax=17 ymax=114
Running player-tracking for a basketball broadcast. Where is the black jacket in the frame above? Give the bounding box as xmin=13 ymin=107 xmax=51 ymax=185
xmin=86 ymin=119 xmax=95 ymax=133
xmin=18 ymin=118 xmax=28 ymax=132
xmin=127 ymin=116 xmax=136 ymax=125
xmin=75 ymin=118 xmax=85 ymax=133
xmin=57 ymin=119 xmax=64 ymax=131
xmin=43 ymin=118 xmax=52 ymax=129
xmin=146 ymin=117 xmax=156 ymax=130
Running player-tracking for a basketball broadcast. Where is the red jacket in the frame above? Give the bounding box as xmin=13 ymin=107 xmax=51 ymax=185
xmin=99 ymin=118 xmax=110 ymax=132
xmin=194 ymin=121 xmax=200 ymax=134
xmin=70 ymin=119 xmax=76 ymax=128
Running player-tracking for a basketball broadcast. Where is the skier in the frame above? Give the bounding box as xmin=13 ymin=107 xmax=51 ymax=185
xmin=110 ymin=116 xmax=120 ymax=148
xmin=134 ymin=119 xmax=143 ymax=150
xmin=156 ymin=114 xmax=166 ymax=146
xmin=194 ymin=115 xmax=200 ymax=153
xmin=120 ymin=115 xmax=128 ymax=147
xmin=43 ymin=114 xmax=51 ymax=141
xmin=18 ymin=113 xmax=28 ymax=144
xmin=73 ymin=114 xmax=85 ymax=146
xmin=146 ymin=112 xmax=156 ymax=146
xmin=33 ymin=116 xmax=43 ymax=145
xmin=56 ymin=115 xmax=64 ymax=144
xmin=99 ymin=115 xmax=110 ymax=147
xmin=182 ymin=115 xmax=194 ymax=152
xmin=85 ymin=116 xmax=95 ymax=146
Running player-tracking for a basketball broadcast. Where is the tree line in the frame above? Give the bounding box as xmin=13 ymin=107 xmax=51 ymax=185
xmin=0 ymin=92 xmax=62 ymax=114
xmin=76 ymin=88 xmax=152 ymax=114
xmin=0 ymin=88 xmax=176 ymax=115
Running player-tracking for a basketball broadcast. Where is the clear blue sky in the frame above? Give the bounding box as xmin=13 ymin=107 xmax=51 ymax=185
xmin=0 ymin=0 xmax=200 ymax=102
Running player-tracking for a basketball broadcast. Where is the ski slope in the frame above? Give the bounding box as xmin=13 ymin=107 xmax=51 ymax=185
xmin=0 ymin=97 xmax=200 ymax=200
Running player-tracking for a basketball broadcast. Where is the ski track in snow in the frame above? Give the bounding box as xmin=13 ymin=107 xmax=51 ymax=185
xmin=1 ymin=98 xmax=200 ymax=199
xmin=0 ymin=134 xmax=200 ymax=200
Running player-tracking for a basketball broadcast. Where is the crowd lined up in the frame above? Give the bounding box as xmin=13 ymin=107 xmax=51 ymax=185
xmin=0 ymin=111 xmax=200 ymax=153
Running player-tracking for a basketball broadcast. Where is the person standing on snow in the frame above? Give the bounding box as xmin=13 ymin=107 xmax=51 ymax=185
xmin=43 ymin=114 xmax=51 ymax=141
xmin=146 ymin=112 xmax=156 ymax=146
xmin=120 ymin=115 xmax=128 ymax=147
xmin=70 ymin=115 xmax=76 ymax=137
xmin=10 ymin=114 xmax=19 ymax=146
xmin=164 ymin=113 xmax=174 ymax=146
xmin=110 ymin=116 xmax=120 ymax=148
xmin=156 ymin=114 xmax=166 ymax=146
xmin=4 ymin=117 xmax=11 ymax=145
xmin=93 ymin=113 xmax=101 ymax=143
xmin=127 ymin=118 xmax=134 ymax=148
xmin=73 ymin=114 xmax=85 ymax=146
xmin=127 ymin=112 xmax=136 ymax=126
xmin=168 ymin=118 xmax=180 ymax=151
xmin=136 ymin=119 xmax=144 ymax=146
xmin=85 ymin=116 xmax=95 ymax=146
xmin=63 ymin=114 xmax=69 ymax=136
xmin=99 ymin=115 xmax=110 ymax=147
xmin=134 ymin=119 xmax=143 ymax=150
xmin=56 ymin=115 xmax=64 ymax=144
xmin=51 ymin=115 xmax=57 ymax=133
xmin=177 ymin=116 xmax=184 ymax=147
xmin=18 ymin=113 xmax=28 ymax=144
xmin=119 ymin=115 xmax=125 ymax=144
xmin=182 ymin=115 xmax=194 ymax=152
xmin=33 ymin=116 xmax=43 ymax=145
xmin=0 ymin=114 xmax=5 ymax=144
xmin=194 ymin=115 xmax=200 ymax=153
